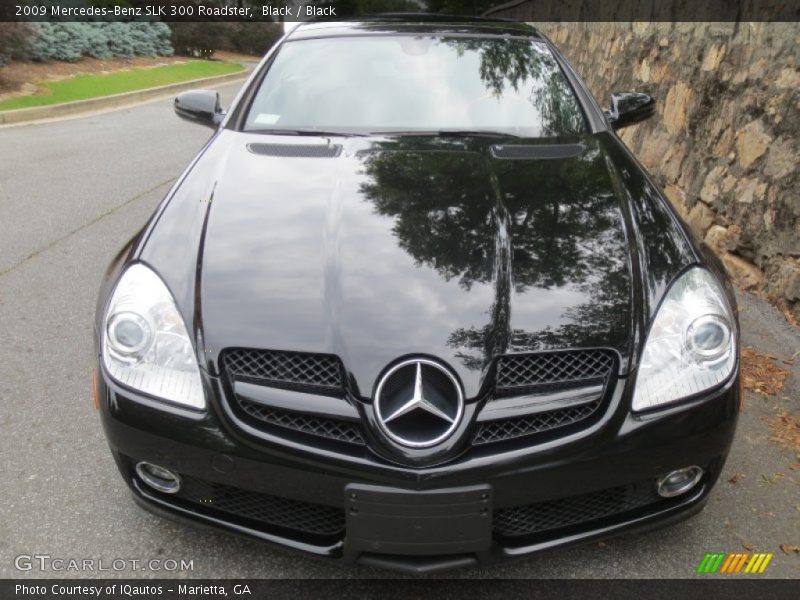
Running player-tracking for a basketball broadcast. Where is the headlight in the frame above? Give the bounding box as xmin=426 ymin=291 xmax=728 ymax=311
xmin=102 ymin=264 xmax=205 ymax=409
xmin=632 ymin=267 xmax=736 ymax=411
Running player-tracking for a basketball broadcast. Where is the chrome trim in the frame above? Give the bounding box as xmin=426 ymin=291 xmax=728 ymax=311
xmin=656 ymin=466 xmax=704 ymax=498
xmin=477 ymin=384 xmax=605 ymax=422
xmin=135 ymin=462 xmax=182 ymax=495
xmin=374 ymin=358 xmax=464 ymax=449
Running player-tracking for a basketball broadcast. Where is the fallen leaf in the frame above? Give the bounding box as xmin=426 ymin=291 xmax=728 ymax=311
xmin=742 ymin=543 xmax=754 ymax=551
xmin=728 ymin=473 xmax=745 ymax=484
xmin=741 ymin=348 xmax=790 ymax=396
xmin=597 ymin=541 xmax=607 ymax=548
xmin=760 ymin=472 xmax=785 ymax=485
xmin=779 ymin=544 xmax=800 ymax=555
xmin=768 ymin=412 xmax=800 ymax=452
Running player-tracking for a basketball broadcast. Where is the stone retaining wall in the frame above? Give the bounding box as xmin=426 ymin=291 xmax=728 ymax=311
xmin=494 ymin=17 xmax=800 ymax=322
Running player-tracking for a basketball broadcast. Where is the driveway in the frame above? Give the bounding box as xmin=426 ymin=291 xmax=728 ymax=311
xmin=0 ymin=87 xmax=797 ymax=579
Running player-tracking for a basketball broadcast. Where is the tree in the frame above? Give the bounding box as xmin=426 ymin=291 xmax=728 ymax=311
xmin=0 ymin=23 xmax=34 ymax=66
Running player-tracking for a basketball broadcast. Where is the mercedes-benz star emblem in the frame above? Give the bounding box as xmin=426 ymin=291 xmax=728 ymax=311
xmin=374 ymin=358 xmax=464 ymax=448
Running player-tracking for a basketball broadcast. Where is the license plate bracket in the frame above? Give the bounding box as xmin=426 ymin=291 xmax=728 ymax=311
xmin=345 ymin=483 xmax=492 ymax=555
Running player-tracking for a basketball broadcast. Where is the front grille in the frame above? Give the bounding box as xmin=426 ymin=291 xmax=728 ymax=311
xmin=239 ymin=400 xmax=366 ymax=446
xmin=473 ymin=399 xmax=602 ymax=445
xmin=475 ymin=349 xmax=617 ymax=445
xmin=222 ymin=348 xmax=343 ymax=394
xmin=166 ymin=474 xmax=345 ymax=537
xmin=496 ymin=349 xmax=616 ymax=394
xmin=494 ymin=483 xmax=661 ymax=537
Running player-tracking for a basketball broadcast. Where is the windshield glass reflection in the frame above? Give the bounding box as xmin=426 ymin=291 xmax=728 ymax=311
xmin=245 ymin=36 xmax=585 ymax=137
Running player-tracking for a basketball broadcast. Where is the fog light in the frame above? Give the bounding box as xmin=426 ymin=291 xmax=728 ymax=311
xmin=656 ymin=466 xmax=703 ymax=498
xmin=135 ymin=462 xmax=181 ymax=494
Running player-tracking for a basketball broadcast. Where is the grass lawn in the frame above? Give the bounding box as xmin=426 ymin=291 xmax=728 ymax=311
xmin=0 ymin=60 xmax=244 ymax=111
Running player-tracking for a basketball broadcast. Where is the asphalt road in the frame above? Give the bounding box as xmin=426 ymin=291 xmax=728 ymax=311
xmin=0 ymin=87 xmax=798 ymax=579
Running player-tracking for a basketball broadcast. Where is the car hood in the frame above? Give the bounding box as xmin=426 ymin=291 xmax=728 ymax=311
xmin=145 ymin=132 xmax=648 ymax=399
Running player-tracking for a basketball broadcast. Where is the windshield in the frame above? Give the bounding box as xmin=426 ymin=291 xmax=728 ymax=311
xmin=243 ymin=35 xmax=587 ymax=137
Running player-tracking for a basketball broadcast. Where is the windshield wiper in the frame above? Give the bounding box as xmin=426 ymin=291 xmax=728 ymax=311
xmin=438 ymin=129 xmax=523 ymax=138
xmin=249 ymin=128 xmax=368 ymax=137
xmin=370 ymin=129 xmax=523 ymax=138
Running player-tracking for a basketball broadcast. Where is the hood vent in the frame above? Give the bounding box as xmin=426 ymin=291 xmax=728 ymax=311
xmin=490 ymin=144 xmax=584 ymax=160
xmin=247 ymin=143 xmax=342 ymax=158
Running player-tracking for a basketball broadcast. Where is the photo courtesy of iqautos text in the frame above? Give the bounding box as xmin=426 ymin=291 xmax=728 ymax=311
xmin=0 ymin=0 xmax=797 ymax=597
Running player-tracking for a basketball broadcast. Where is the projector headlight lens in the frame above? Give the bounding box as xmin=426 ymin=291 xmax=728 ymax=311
xmin=685 ymin=314 xmax=731 ymax=361
xmin=107 ymin=312 xmax=153 ymax=357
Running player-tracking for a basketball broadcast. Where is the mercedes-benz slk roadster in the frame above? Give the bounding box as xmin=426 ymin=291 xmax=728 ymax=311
xmin=94 ymin=18 xmax=740 ymax=572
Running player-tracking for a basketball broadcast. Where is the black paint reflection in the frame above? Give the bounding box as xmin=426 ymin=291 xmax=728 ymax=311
xmin=359 ymin=138 xmax=633 ymax=372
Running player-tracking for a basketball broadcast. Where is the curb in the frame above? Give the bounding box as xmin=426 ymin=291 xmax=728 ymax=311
xmin=0 ymin=68 xmax=249 ymax=126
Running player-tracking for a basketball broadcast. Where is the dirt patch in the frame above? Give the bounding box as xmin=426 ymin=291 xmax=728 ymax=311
xmin=768 ymin=411 xmax=800 ymax=452
xmin=741 ymin=346 xmax=791 ymax=396
xmin=0 ymin=55 xmax=189 ymax=100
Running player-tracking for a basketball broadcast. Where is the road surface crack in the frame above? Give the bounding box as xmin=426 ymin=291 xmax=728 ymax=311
xmin=0 ymin=178 xmax=174 ymax=279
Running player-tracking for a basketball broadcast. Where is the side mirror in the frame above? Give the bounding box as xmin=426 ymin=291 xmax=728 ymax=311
xmin=604 ymin=92 xmax=655 ymax=130
xmin=174 ymin=90 xmax=224 ymax=128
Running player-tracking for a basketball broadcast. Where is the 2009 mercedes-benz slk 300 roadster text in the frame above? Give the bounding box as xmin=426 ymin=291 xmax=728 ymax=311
xmin=94 ymin=17 xmax=740 ymax=573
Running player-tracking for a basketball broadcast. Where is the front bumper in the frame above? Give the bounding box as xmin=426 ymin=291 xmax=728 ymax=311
xmin=98 ymin=367 xmax=739 ymax=573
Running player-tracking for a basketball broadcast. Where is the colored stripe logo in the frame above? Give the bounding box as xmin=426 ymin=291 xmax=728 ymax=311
xmin=696 ymin=552 xmax=773 ymax=574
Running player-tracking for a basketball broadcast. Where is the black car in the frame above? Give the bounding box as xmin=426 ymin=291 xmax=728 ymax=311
xmin=94 ymin=17 xmax=740 ymax=573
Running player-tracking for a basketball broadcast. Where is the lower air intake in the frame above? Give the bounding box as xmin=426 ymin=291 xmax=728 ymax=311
xmin=493 ymin=483 xmax=662 ymax=537
xmin=164 ymin=474 xmax=345 ymax=537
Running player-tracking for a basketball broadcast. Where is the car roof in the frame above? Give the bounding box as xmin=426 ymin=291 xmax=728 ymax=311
xmin=286 ymin=15 xmax=543 ymax=41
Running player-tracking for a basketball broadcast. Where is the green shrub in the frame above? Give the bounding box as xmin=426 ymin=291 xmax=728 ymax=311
xmin=83 ymin=23 xmax=112 ymax=60
xmin=150 ymin=22 xmax=175 ymax=57
xmin=129 ymin=22 xmax=161 ymax=57
xmin=29 ymin=23 xmax=87 ymax=62
xmin=105 ymin=22 xmax=137 ymax=58
xmin=28 ymin=22 xmax=175 ymax=62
